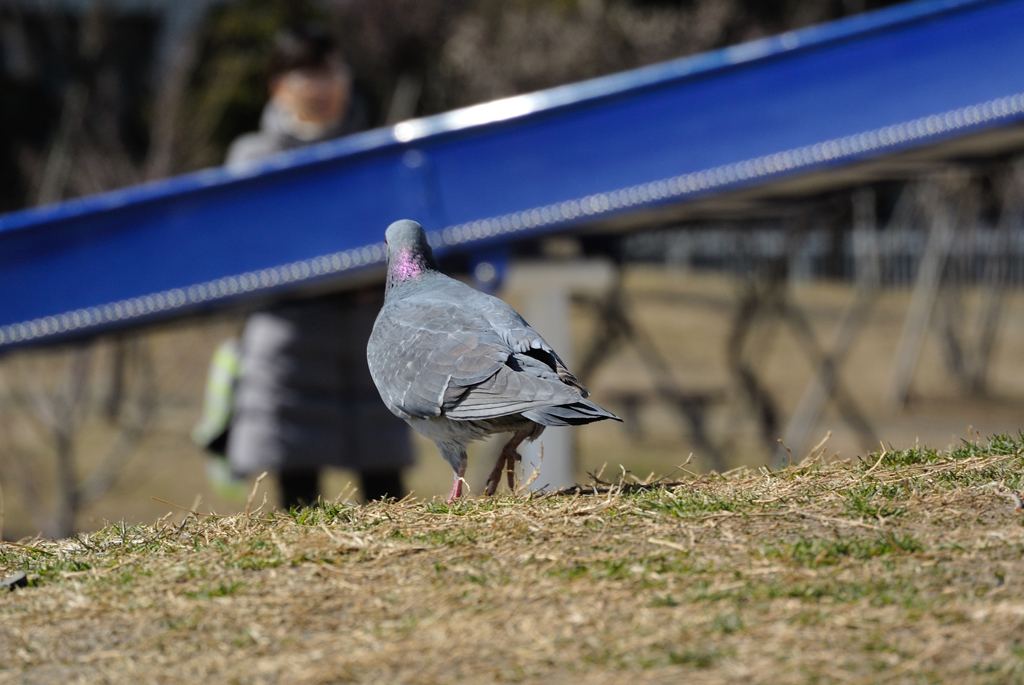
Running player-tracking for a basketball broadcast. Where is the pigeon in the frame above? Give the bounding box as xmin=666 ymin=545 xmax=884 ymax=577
xmin=367 ymin=219 xmax=621 ymax=503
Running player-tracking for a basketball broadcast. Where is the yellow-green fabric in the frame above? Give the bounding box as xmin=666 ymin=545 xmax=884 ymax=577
xmin=192 ymin=337 xmax=241 ymax=454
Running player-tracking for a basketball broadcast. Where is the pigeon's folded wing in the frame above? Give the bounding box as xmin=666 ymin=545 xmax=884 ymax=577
xmin=367 ymin=298 xmax=510 ymax=420
xmin=436 ymin=280 xmax=589 ymax=397
xmin=464 ymin=285 xmax=590 ymax=398
xmin=442 ymin=352 xmax=583 ymax=420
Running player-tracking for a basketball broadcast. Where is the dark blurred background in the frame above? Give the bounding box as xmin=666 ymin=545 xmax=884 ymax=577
xmin=0 ymin=0 xmax=902 ymax=213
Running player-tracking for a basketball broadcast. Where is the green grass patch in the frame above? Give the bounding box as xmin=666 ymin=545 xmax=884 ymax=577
xmin=764 ymin=534 xmax=922 ymax=568
xmin=668 ymin=645 xmax=728 ymax=668
xmin=184 ymin=581 xmax=244 ymax=599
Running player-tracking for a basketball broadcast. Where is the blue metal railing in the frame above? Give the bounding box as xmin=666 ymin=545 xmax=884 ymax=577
xmin=2 ymin=0 xmax=1024 ymax=349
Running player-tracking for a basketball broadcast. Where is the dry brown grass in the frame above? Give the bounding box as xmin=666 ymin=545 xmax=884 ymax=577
xmin=3 ymin=435 xmax=1024 ymax=684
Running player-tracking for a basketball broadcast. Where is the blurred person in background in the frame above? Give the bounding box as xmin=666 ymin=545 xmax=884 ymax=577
xmin=195 ymin=25 xmax=413 ymax=509
xmin=225 ymin=25 xmax=366 ymax=164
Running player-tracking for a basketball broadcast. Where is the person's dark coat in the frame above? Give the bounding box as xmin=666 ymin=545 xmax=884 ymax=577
xmin=225 ymin=100 xmax=414 ymax=475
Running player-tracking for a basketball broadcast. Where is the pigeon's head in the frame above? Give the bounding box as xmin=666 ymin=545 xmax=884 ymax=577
xmin=384 ymin=220 xmax=439 ymax=294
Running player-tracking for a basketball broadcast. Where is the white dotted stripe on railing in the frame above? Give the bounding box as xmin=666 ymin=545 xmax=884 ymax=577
xmin=0 ymin=242 xmax=385 ymax=346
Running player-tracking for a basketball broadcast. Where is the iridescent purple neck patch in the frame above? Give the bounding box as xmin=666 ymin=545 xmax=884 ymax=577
xmin=393 ymin=249 xmax=423 ymax=281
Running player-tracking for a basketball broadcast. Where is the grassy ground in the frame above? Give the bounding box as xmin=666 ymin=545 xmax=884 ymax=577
xmin=3 ymin=434 xmax=1024 ymax=683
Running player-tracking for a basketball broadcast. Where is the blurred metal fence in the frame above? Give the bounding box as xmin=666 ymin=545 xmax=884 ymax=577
xmin=625 ymin=223 xmax=1024 ymax=286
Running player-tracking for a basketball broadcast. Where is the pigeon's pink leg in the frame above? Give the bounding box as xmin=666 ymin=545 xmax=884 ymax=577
xmin=447 ymin=478 xmax=461 ymax=504
xmin=485 ymin=429 xmax=530 ymax=497
xmin=447 ymin=462 xmax=467 ymax=504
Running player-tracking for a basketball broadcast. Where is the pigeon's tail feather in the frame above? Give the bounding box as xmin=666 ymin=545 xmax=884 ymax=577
xmin=522 ymin=400 xmax=621 ymax=427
